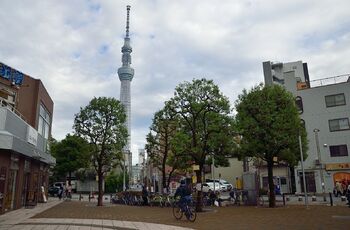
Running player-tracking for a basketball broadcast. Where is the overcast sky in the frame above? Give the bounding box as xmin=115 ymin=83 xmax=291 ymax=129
xmin=1 ymin=0 xmax=349 ymax=165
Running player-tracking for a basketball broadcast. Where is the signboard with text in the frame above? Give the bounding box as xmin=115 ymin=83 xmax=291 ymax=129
xmin=0 ymin=62 xmax=24 ymax=85
xmin=325 ymin=163 xmax=350 ymax=170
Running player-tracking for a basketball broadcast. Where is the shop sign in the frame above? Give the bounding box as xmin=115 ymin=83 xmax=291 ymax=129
xmin=192 ymin=165 xmax=199 ymax=171
xmin=0 ymin=62 xmax=24 ymax=85
xmin=325 ymin=163 xmax=350 ymax=170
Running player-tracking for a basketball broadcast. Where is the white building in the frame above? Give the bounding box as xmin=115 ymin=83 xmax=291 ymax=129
xmin=263 ymin=60 xmax=350 ymax=194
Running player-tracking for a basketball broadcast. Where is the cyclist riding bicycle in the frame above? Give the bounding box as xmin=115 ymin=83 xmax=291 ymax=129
xmin=174 ymin=179 xmax=192 ymax=218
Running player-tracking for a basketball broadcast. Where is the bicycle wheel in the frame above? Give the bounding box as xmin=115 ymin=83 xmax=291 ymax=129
xmin=186 ymin=205 xmax=196 ymax=222
xmin=172 ymin=202 xmax=183 ymax=220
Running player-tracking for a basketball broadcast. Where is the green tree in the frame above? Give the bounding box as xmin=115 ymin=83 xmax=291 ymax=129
xmin=51 ymin=134 xmax=91 ymax=184
xmin=74 ymin=97 xmax=128 ymax=206
xmin=167 ymin=78 xmax=237 ymax=211
xmin=235 ymin=84 xmax=308 ymax=207
xmin=105 ymin=171 xmax=129 ymax=193
xmin=145 ymin=108 xmax=190 ymax=193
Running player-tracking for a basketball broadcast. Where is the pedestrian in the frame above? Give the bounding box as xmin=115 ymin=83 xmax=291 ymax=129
xmin=346 ymin=183 xmax=350 ymax=207
xmin=58 ymin=185 xmax=63 ymax=200
xmin=142 ymin=185 xmax=149 ymax=206
xmin=335 ymin=181 xmax=343 ymax=197
xmin=67 ymin=183 xmax=72 ymax=199
xmin=235 ymin=177 xmax=242 ymax=190
xmin=209 ymin=189 xmax=216 ymax=206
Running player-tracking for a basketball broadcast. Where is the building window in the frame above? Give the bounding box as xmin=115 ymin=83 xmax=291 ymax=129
xmin=295 ymin=96 xmax=303 ymax=114
xmin=325 ymin=93 xmax=346 ymax=107
xmin=329 ymin=118 xmax=350 ymax=132
xmin=38 ymin=104 xmax=50 ymax=139
xmin=330 ymin=145 xmax=348 ymax=157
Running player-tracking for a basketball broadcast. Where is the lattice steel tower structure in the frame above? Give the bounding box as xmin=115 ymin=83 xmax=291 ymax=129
xmin=118 ymin=5 xmax=134 ymax=177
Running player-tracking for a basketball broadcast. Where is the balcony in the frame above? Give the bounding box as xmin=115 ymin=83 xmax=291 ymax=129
xmin=0 ymin=106 xmax=55 ymax=165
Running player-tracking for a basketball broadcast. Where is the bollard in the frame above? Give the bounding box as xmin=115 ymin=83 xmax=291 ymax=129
xmin=329 ymin=192 xmax=333 ymax=206
xmin=282 ymin=194 xmax=286 ymax=206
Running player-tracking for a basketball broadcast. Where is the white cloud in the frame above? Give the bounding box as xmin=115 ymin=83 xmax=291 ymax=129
xmin=1 ymin=0 xmax=350 ymax=164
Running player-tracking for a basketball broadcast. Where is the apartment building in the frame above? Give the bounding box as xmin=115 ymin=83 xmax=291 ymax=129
xmin=263 ymin=60 xmax=350 ymax=194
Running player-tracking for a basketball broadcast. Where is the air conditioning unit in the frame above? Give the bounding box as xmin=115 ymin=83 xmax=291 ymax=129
xmin=315 ymin=159 xmax=321 ymax=165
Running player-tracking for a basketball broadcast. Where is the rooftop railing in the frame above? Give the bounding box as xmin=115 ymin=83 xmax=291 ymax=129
xmin=310 ymin=74 xmax=350 ymax=88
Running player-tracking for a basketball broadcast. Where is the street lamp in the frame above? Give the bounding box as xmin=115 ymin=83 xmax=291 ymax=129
xmin=313 ymin=129 xmax=326 ymax=202
xmin=211 ymin=153 xmax=216 ymax=192
xmin=299 ymin=134 xmax=308 ymax=208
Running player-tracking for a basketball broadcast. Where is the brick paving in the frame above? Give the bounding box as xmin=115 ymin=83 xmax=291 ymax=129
xmin=32 ymin=200 xmax=350 ymax=230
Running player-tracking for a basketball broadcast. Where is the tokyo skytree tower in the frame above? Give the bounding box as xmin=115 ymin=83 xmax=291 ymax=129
xmin=118 ymin=5 xmax=134 ymax=174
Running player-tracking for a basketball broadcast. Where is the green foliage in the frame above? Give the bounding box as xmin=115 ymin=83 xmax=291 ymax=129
xmin=104 ymin=171 xmax=129 ymax=193
xmin=74 ymin=97 xmax=128 ymax=205
xmin=235 ymin=84 xmax=308 ymax=164
xmin=74 ymin=97 xmax=128 ymax=173
xmin=146 ymin=107 xmax=191 ymax=190
xmin=166 ymin=78 xmax=237 ymax=177
xmin=51 ymin=134 xmax=91 ymax=180
xmin=166 ymin=78 xmax=237 ymax=211
xmin=235 ymin=83 xmax=308 ymax=207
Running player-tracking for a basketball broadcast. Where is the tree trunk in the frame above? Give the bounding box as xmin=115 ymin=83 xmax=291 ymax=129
xmin=195 ymin=165 xmax=203 ymax=212
xmin=97 ymin=171 xmax=103 ymax=206
xmin=68 ymin=171 xmax=72 ymax=185
xmin=166 ymin=169 xmax=175 ymax=193
xmin=267 ymin=159 xmax=276 ymax=208
xmin=162 ymin=165 xmax=166 ymax=194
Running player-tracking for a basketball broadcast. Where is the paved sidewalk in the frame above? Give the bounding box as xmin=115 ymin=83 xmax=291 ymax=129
xmin=0 ymin=199 xmax=192 ymax=230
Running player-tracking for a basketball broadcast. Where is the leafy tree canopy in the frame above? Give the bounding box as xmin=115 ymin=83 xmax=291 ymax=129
xmin=235 ymin=83 xmax=308 ymax=207
xmin=166 ymin=78 xmax=237 ymax=210
xmin=51 ymin=134 xmax=91 ymax=182
xmin=74 ymin=97 xmax=128 ymax=206
xmin=235 ymin=84 xmax=308 ymax=165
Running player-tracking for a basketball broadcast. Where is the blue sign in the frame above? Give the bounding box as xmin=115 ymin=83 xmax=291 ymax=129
xmin=0 ymin=62 xmax=24 ymax=85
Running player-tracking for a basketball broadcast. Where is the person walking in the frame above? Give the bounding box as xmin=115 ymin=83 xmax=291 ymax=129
xmin=142 ymin=185 xmax=149 ymax=206
xmin=58 ymin=185 xmax=63 ymax=200
xmin=346 ymin=183 xmax=350 ymax=207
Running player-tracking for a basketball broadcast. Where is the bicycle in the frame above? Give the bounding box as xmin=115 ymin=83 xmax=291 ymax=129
xmin=257 ymin=194 xmax=265 ymax=206
xmin=173 ymin=197 xmax=196 ymax=222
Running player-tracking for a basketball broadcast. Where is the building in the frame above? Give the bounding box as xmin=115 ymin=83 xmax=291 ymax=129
xmin=118 ymin=5 xmax=134 ymax=182
xmin=0 ymin=62 xmax=55 ymax=214
xmin=263 ymin=60 xmax=350 ymax=194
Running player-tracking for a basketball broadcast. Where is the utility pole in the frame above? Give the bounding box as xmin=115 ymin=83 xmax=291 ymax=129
xmin=299 ymin=134 xmax=308 ymax=208
xmin=314 ymin=129 xmax=326 ymax=202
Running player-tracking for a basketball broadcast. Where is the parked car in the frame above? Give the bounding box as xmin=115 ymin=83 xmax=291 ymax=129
xmin=206 ymin=179 xmax=233 ymax=191
xmin=48 ymin=186 xmax=59 ymax=197
xmin=196 ymin=182 xmax=223 ymax=193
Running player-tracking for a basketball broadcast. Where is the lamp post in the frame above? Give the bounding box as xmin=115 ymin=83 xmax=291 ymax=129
xmin=211 ymin=153 xmax=216 ymax=192
xmin=123 ymin=153 xmax=126 ymax=191
xmin=313 ymin=129 xmax=326 ymax=202
xmin=299 ymin=134 xmax=308 ymax=208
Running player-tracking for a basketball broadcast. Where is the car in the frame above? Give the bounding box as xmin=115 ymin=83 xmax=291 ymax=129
xmin=53 ymin=182 xmax=65 ymax=188
xmin=206 ymin=179 xmax=233 ymax=191
xmin=48 ymin=186 xmax=59 ymax=197
xmin=196 ymin=182 xmax=223 ymax=193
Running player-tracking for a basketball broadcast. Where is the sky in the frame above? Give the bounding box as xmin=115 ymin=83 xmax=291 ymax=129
xmin=1 ymin=0 xmax=350 ymax=165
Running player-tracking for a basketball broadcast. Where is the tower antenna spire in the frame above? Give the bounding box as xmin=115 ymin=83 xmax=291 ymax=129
xmin=126 ymin=5 xmax=130 ymax=38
